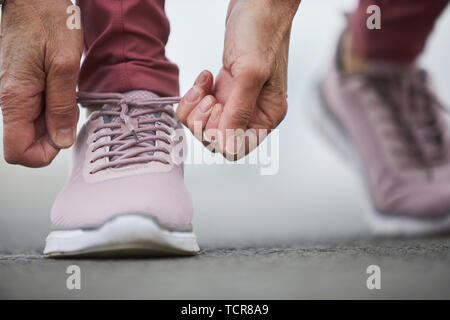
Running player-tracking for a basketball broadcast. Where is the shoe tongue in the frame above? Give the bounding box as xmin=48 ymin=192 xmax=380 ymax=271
xmin=123 ymin=90 xmax=159 ymax=101
xmin=102 ymin=90 xmax=159 ymax=124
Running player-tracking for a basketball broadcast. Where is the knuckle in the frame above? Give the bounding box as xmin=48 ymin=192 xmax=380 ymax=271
xmin=39 ymin=153 xmax=54 ymax=167
xmin=4 ymin=148 xmax=53 ymax=167
xmin=48 ymin=103 xmax=77 ymax=117
xmin=50 ymin=54 xmax=80 ymax=77
xmin=0 ymin=79 xmax=20 ymax=107
xmin=4 ymin=151 xmax=19 ymax=165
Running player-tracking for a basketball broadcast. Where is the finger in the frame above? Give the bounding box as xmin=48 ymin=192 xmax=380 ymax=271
xmin=186 ymin=95 xmax=216 ymax=139
xmin=194 ymin=69 xmax=214 ymax=93
xmin=203 ymin=103 xmax=224 ymax=153
xmin=205 ymin=102 xmax=223 ymax=131
xmin=45 ymin=51 xmax=80 ymax=149
xmin=176 ymin=70 xmax=214 ymax=123
xmin=1 ymin=89 xmax=59 ymax=167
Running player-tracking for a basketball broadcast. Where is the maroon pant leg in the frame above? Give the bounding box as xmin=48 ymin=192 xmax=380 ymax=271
xmin=350 ymin=0 xmax=448 ymax=64
xmin=77 ymin=0 xmax=179 ymax=97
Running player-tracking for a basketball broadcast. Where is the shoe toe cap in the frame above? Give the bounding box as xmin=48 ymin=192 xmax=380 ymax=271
xmin=51 ymin=170 xmax=193 ymax=230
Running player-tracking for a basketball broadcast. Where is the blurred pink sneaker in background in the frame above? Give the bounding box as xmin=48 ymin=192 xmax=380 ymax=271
xmin=44 ymin=91 xmax=199 ymax=257
xmin=312 ymin=35 xmax=450 ymax=236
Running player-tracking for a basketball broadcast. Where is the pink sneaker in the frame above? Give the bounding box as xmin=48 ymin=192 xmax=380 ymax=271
xmin=43 ymin=91 xmax=199 ymax=257
xmin=313 ymin=36 xmax=450 ymax=236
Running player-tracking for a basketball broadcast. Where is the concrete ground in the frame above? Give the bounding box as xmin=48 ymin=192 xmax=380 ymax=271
xmin=1 ymin=0 xmax=450 ymax=299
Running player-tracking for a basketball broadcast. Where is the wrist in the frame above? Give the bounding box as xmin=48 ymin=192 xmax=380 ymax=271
xmin=267 ymin=0 xmax=301 ymax=15
xmin=259 ymin=0 xmax=300 ymax=24
xmin=250 ymin=0 xmax=299 ymax=39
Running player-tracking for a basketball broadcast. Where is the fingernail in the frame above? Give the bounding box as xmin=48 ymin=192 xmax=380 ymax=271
xmin=55 ymin=127 xmax=75 ymax=148
xmin=195 ymin=71 xmax=208 ymax=86
xmin=209 ymin=104 xmax=222 ymax=122
xmin=198 ymin=96 xmax=213 ymax=113
xmin=185 ymin=86 xmax=202 ymax=103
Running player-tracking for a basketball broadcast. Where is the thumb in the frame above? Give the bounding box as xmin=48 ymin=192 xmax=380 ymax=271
xmin=45 ymin=54 xmax=80 ymax=149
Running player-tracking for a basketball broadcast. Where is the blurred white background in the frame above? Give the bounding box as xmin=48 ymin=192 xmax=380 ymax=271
xmin=1 ymin=0 xmax=450 ymax=252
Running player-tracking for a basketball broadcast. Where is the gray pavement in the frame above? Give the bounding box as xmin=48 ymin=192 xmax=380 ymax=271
xmin=1 ymin=0 xmax=450 ymax=299
xmin=1 ymin=237 xmax=449 ymax=299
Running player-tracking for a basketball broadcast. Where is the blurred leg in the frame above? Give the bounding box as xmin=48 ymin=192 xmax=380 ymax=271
xmin=77 ymin=0 xmax=179 ymax=96
xmin=349 ymin=0 xmax=448 ymax=64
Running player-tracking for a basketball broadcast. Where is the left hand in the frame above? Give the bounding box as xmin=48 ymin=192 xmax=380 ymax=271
xmin=176 ymin=0 xmax=300 ymax=160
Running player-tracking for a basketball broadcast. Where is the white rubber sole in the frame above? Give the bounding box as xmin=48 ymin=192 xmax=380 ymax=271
xmin=44 ymin=215 xmax=200 ymax=258
xmin=310 ymin=83 xmax=450 ymax=237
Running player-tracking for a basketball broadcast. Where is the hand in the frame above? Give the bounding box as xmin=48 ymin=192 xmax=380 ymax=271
xmin=0 ymin=0 xmax=83 ymax=167
xmin=177 ymin=0 xmax=300 ymax=159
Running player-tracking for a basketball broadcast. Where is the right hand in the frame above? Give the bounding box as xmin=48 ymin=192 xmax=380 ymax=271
xmin=0 ymin=0 xmax=83 ymax=167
